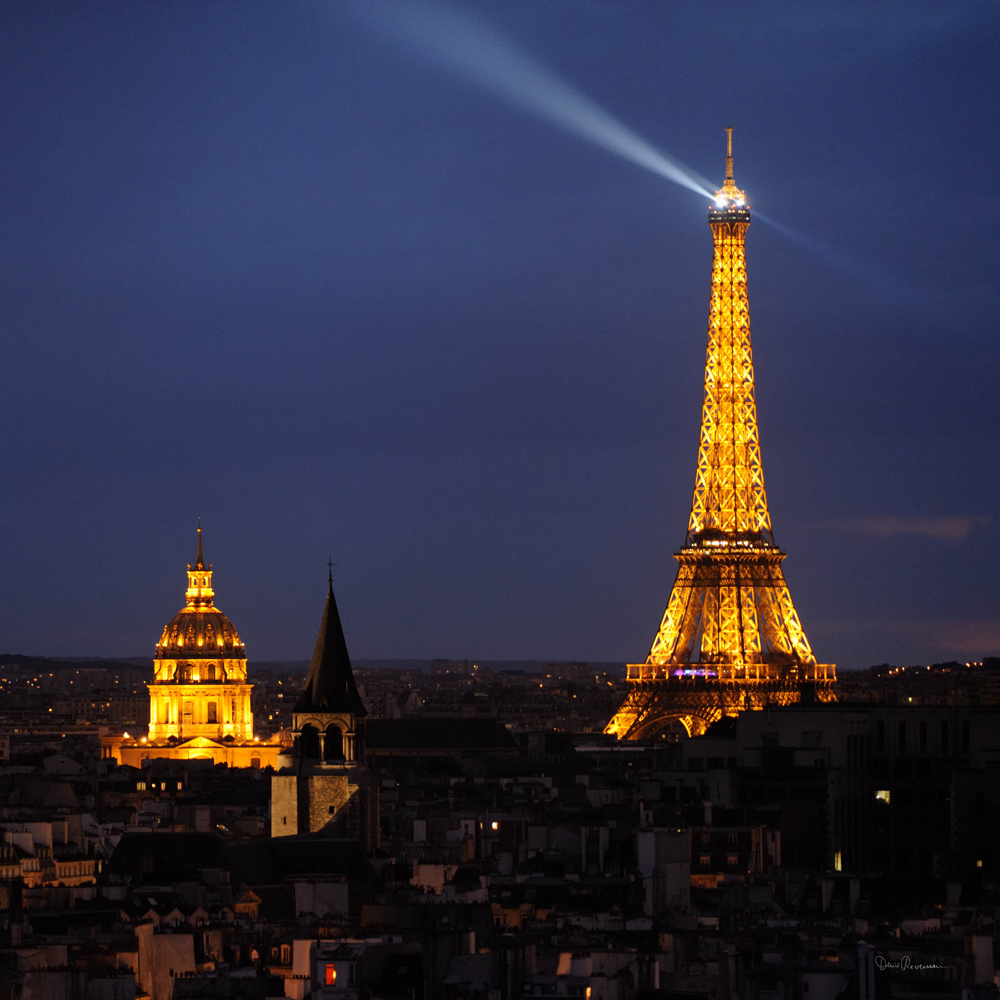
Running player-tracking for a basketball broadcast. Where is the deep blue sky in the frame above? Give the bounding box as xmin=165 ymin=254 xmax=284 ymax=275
xmin=1 ymin=1 xmax=998 ymax=669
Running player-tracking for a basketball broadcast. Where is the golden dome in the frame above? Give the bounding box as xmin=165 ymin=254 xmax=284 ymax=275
xmin=154 ymin=526 xmax=246 ymax=660
xmin=156 ymin=607 xmax=244 ymax=657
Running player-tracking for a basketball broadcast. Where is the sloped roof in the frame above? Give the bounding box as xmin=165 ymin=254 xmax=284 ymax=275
xmin=103 ymin=832 xmax=229 ymax=884
xmin=226 ymin=837 xmax=378 ymax=888
xmin=245 ymin=885 xmax=295 ymax=923
xmin=443 ymin=954 xmax=493 ymax=989
xmin=294 ymin=577 xmax=366 ymax=717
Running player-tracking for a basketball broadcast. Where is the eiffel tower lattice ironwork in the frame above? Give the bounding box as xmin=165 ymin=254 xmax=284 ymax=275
xmin=605 ymin=130 xmax=836 ymax=740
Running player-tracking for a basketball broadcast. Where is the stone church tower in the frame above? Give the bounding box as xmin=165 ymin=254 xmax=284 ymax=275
xmin=270 ymin=572 xmax=378 ymax=848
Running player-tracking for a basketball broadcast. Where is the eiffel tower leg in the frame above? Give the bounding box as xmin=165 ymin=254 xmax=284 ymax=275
xmin=604 ymin=688 xmax=655 ymax=740
xmin=628 ymin=700 xmax=719 ymax=740
xmin=680 ymin=714 xmax=710 ymax=737
xmin=606 ymin=686 xmax=721 ymax=740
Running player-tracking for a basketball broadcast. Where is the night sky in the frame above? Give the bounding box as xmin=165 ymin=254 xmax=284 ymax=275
xmin=1 ymin=1 xmax=998 ymax=669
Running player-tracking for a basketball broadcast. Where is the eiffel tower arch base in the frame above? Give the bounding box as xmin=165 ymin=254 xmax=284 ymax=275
xmin=605 ymin=676 xmax=836 ymax=741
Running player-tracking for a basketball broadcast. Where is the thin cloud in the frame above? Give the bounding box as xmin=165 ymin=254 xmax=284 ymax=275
xmin=887 ymin=619 xmax=1000 ymax=655
xmin=829 ymin=516 xmax=989 ymax=540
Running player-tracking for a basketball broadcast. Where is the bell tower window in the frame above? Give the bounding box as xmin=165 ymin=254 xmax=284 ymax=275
xmin=324 ymin=725 xmax=344 ymax=761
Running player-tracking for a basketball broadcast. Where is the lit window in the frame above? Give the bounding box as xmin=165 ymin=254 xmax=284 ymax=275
xmin=834 ymin=851 xmax=843 ymax=872
xmin=727 ymin=854 xmax=738 ymax=868
xmin=325 ymin=964 xmax=337 ymax=985
xmin=875 ymin=790 xmax=891 ymax=804
xmin=699 ymin=855 xmax=710 ymax=867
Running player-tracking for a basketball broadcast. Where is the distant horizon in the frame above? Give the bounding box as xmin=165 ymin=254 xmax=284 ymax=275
xmin=1 ymin=651 xmax=989 ymax=675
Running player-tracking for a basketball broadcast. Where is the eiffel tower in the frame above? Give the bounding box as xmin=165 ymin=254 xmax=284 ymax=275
xmin=605 ymin=131 xmax=836 ymax=740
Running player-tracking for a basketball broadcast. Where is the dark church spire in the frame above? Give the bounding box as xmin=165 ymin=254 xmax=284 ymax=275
xmin=295 ymin=571 xmax=367 ymax=716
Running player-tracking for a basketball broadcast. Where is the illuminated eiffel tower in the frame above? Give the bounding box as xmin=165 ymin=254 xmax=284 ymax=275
xmin=606 ymin=131 xmax=836 ymax=740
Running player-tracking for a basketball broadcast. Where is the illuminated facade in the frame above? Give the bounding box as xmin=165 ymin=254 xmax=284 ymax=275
xmin=606 ymin=131 xmax=836 ymax=740
xmin=104 ymin=528 xmax=282 ymax=767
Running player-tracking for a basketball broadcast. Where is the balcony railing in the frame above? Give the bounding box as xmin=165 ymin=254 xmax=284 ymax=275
xmin=626 ymin=663 xmax=835 ymax=683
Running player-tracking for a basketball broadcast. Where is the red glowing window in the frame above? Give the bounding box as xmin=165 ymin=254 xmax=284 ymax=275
xmin=325 ymin=965 xmax=337 ymax=986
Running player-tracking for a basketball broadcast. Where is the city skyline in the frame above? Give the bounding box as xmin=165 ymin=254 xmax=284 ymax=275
xmin=1 ymin=2 xmax=998 ymax=668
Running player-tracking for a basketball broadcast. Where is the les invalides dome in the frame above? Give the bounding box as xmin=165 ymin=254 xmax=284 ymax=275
xmin=103 ymin=526 xmax=283 ymax=768
xmin=155 ymin=527 xmax=246 ymax=667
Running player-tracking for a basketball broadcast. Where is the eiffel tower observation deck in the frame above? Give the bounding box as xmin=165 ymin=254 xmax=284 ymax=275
xmin=606 ymin=131 xmax=836 ymax=740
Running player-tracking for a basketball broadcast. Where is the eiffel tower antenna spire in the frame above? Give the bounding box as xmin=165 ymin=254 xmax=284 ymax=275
xmin=605 ymin=132 xmax=835 ymax=740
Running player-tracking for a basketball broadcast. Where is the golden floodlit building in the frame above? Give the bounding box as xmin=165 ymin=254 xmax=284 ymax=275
xmin=102 ymin=528 xmax=283 ymax=768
